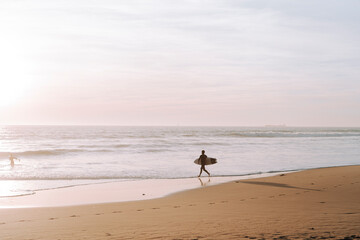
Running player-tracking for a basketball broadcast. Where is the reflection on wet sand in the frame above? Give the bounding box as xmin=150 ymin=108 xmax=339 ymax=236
xmin=198 ymin=177 xmax=211 ymax=187
xmin=0 ymin=173 xmax=286 ymax=208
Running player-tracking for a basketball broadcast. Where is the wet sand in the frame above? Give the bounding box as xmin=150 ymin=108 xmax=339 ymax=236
xmin=0 ymin=174 xmax=282 ymax=208
xmin=0 ymin=166 xmax=359 ymax=239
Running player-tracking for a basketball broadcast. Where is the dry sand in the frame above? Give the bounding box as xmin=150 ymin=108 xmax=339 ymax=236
xmin=0 ymin=166 xmax=359 ymax=240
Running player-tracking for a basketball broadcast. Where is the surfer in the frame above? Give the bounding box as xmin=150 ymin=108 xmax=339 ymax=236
xmin=9 ymin=153 xmax=20 ymax=168
xmin=198 ymin=150 xmax=210 ymax=177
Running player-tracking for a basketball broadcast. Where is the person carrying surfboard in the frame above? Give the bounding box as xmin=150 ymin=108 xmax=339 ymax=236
xmin=198 ymin=150 xmax=210 ymax=177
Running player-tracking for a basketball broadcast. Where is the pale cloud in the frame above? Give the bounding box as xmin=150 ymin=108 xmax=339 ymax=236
xmin=0 ymin=0 xmax=359 ymax=126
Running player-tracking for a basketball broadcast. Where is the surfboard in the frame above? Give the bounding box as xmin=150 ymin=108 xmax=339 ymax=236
xmin=194 ymin=157 xmax=217 ymax=165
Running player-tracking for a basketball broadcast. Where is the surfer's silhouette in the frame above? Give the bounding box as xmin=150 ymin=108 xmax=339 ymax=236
xmin=9 ymin=153 xmax=20 ymax=168
xmin=198 ymin=150 xmax=210 ymax=177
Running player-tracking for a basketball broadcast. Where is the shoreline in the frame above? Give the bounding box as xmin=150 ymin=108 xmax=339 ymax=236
xmin=0 ymin=164 xmax=358 ymax=208
xmin=0 ymin=172 xmax=290 ymax=208
xmin=0 ymin=165 xmax=360 ymax=240
xmin=0 ymin=165 xmax=359 ymax=239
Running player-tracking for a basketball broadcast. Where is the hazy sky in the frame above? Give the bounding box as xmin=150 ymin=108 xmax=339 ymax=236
xmin=0 ymin=0 xmax=359 ymax=126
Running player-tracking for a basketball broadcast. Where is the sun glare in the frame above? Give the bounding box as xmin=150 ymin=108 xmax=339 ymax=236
xmin=0 ymin=44 xmax=33 ymax=107
xmin=0 ymin=71 xmax=30 ymax=107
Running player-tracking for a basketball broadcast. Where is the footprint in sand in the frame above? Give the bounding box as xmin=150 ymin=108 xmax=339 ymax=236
xmin=152 ymin=208 xmax=159 ymax=210
xmin=48 ymin=218 xmax=57 ymax=220
xmin=221 ymin=201 xmax=228 ymax=203
xmin=0 ymin=222 xmax=5 ymax=225
xmin=70 ymin=215 xmax=79 ymax=218
xmin=112 ymin=211 xmax=122 ymax=213
xmin=174 ymin=206 xmax=181 ymax=208
xmin=106 ymin=233 xmax=112 ymax=236
xmin=95 ymin=213 xmax=104 ymax=216
xmin=188 ymin=204 xmax=196 ymax=206
xmin=137 ymin=209 xmax=144 ymax=211
xmin=208 ymin=202 xmax=215 ymax=205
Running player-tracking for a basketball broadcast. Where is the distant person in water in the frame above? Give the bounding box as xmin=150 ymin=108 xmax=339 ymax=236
xmin=198 ymin=150 xmax=210 ymax=177
xmin=9 ymin=153 xmax=20 ymax=168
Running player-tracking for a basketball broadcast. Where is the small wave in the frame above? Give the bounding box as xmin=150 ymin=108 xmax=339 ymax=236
xmin=144 ymin=149 xmax=170 ymax=153
xmin=182 ymin=134 xmax=197 ymax=137
xmin=0 ymin=176 xmax=154 ymax=181
xmin=217 ymin=132 xmax=360 ymax=138
xmin=0 ymin=149 xmax=83 ymax=157
xmin=76 ymin=144 xmax=131 ymax=149
xmin=192 ymin=142 xmax=229 ymax=146
xmin=0 ymin=169 xmax=300 ymax=182
xmin=0 ymin=148 xmax=120 ymax=158
xmin=0 ymin=191 xmax=35 ymax=198
xmin=113 ymin=144 xmax=132 ymax=148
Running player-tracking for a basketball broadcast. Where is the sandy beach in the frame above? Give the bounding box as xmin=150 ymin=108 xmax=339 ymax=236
xmin=0 ymin=165 xmax=359 ymax=240
xmin=1 ymin=0 xmax=359 ymax=239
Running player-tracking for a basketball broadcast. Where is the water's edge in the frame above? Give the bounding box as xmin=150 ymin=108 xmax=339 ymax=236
xmin=2 ymin=164 xmax=358 ymax=208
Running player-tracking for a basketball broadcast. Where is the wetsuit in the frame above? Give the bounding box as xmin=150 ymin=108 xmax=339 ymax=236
xmin=200 ymin=154 xmax=207 ymax=166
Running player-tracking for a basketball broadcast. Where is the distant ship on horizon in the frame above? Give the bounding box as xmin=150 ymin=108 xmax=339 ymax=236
xmin=264 ymin=124 xmax=287 ymax=127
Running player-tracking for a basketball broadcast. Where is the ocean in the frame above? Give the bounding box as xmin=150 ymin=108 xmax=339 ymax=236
xmin=0 ymin=126 xmax=359 ymax=198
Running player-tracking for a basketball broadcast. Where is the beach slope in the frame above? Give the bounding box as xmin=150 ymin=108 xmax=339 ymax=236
xmin=0 ymin=166 xmax=359 ymax=239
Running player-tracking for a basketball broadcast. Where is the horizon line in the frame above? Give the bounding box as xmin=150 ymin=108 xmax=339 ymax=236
xmin=1 ymin=124 xmax=359 ymax=128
